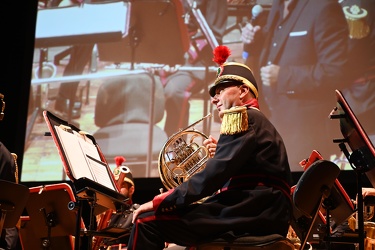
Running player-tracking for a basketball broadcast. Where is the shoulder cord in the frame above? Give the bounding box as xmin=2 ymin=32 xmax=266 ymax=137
xmin=11 ymin=153 xmax=19 ymax=184
xmin=11 ymin=153 xmax=21 ymax=230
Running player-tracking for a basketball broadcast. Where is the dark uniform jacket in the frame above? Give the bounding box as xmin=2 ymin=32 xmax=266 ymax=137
xmin=0 ymin=142 xmax=17 ymax=183
xmin=151 ymin=107 xmax=292 ymax=242
xmin=0 ymin=142 xmax=20 ymax=250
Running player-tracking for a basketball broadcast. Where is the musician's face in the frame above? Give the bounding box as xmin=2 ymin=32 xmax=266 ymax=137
xmin=120 ymin=182 xmax=134 ymax=199
xmin=211 ymin=84 xmax=243 ymax=118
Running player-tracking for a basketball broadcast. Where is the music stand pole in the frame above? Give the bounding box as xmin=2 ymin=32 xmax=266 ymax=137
xmin=67 ymin=199 xmax=82 ymax=250
xmin=39 ymin=207 xmax=58 ymax=250
xmin=187 ymin=0 xmax=219 ymax=135
xmin=356 ymin=171 xmax=365 ymax=250
xmin=339 ymin=142 xmax=365 ymax=250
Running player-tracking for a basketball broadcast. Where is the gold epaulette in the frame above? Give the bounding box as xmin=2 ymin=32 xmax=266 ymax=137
xmin=343 ymin=5 xmax=370 ymax=39
xmin=220 ymin=106 xmax=248 ymax=135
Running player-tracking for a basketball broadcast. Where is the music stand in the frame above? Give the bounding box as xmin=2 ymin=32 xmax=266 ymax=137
xmin=97 ymin=0 xmax=189 ymax=67
xmin=0 ymin=180 xmax=29 ymax=232
xmin=20 ymin=216 xmax=74 ymax=250
xmin=328 ymin=89 xmax=375 ymax=250
xmin=24 ymin=183 xmax=77 ymax=250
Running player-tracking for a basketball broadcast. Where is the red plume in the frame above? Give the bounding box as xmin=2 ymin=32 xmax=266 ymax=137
xmin=212 ymin=45 xmax=231 ymax=65
xmin=114 ymin=156 xmax=126 ymax=167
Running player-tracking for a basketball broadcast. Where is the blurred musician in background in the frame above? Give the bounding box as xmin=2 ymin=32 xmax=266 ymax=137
xmin=93 ymin=156 xmax=139 ymax=250
xmin=160 ymin=0 xmax=228 ymax=136
xmin=50 ymin=0 xmax=228 ymax=135
xmin=49 ymin=0 xmax=100 ymax=124
xmin=0 ymin=93 xmax=22 ymax=250
xmin=126 ymin=47 xmax=293 ymax=250
xmin=340 ymin=0 xmax=375 ymax=144
xmin=241 ymin=0 xmax=350 ymax=170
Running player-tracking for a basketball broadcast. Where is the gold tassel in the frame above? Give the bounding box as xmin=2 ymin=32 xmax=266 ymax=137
xmin=220 ymin=106 xmax=248 ymax=135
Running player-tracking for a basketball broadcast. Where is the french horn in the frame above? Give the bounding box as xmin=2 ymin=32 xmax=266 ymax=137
xmin=158 ymin=114 xmax=212 ymax=190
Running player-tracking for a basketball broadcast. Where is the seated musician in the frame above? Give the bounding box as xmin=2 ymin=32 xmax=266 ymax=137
xmin=161 ymin=0 xmax=228 ymax=137
xmin=127 ymin=46 xmax=293 ymax=249
xmin=0 ymin=93 xmax=22 ymax=250
xmin=94 ymin=156 xmax=139 ymax=250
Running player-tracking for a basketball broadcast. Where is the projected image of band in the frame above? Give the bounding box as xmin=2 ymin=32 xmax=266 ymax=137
xmin=21 ymin=0 xmax=374 ymax=183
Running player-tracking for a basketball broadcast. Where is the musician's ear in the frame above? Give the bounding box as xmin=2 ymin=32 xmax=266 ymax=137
xmin=129 ymin=185 xmax=135 ymax=198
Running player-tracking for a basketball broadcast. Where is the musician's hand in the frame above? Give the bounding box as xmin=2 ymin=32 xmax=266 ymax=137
xmin=132 ymin=200 xmax=153 ymax=223
xmin=362 ymin=188 xmax=375 ymax=198
xmin=162 ymin=64 xmax=180 ymax=74
xmin=203 ymin=135 xmax=217 ymax=158
xmin=260 ymin=64 xmax=280 ymax=87
xmin=144 ymin=64 xmax=180 ymax=77
xmin=241 ymin=23 xmax=261 ymax=45
xmin=38 ymin=1 xmax=46 ymax=9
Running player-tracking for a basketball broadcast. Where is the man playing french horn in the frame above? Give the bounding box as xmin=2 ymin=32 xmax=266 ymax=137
xmin=127 ymin=46 xmax=293 ymax=249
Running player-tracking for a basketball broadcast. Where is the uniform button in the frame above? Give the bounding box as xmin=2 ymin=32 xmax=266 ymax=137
xmin=267 ymin=61 xmax=272 ymax=65
xmin=273 ymin=43 xmax=277 ymax=47
xmin=278 ymin=25 xmax=282 ymax=29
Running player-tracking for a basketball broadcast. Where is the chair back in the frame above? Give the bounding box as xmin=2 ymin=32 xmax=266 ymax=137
xmin=94 ymin=73 xmax=165 ymax=127
xmin=292 ymin=159 xmax=340 ymax=250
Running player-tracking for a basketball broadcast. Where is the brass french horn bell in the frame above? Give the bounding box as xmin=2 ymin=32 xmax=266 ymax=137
xmin=158 ymin=114 xmax=212 ymax=190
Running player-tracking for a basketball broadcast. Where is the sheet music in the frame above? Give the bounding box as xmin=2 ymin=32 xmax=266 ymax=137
xmin=74 ymin=130 xmax=101 ymax=161
xmin=87 ymin=155 xmax=116 ymax=191
xmin=54 ymin=125 xmax=95 ymax=181
xmin=53 ymin=125 xmax=117 ymax=190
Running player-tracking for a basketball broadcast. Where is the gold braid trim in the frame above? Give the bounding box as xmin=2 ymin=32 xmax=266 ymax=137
xmin=11 ymin=153 xmax=21 ymax=230
xmin=11 ymin=153 xmax=19 ymax=184
xmin=220 ymin=106 xmax=248 ymax=135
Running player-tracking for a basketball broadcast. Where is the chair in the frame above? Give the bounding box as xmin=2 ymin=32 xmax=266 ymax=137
xmin=93 ymin=72 xmax=168 ymax=177
xmin=192 ymin=159 xmax=340 ymax=250
xmin=191 ymin=196 xmax=298 ymax=249
xmin=291 ymin=159 xmax=341 ymax=250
